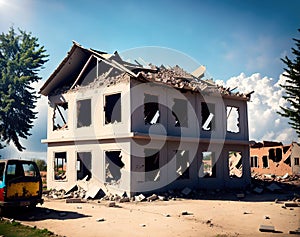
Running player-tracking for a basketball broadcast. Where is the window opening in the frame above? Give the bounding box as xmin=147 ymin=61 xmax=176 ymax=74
xmin=268 ymin=148 xmax=282 ymax=162
xmin=144 ymin=94 xmax=160 ymax=125
xmin=53 ymin=103 xmax=68 ymax=131
xmin=250 ymin=156 xmax=258 ymax=167
xmin=104 ymin=93 xmax=121 ymax=124
xmin=144 ymin=149 xmax=160 ymax=182
xmin=105 ymin=151 xmax=124 ymax=183
xmin=201 ymin=102 xmax=215 ymax=131
xmin=77 ymin=152 xmax=92 ymax=181
xmin=229 ymin=151 xmax=243 ymax=178
xmin=295 ymin=157 xmax=300 ymax=166
xmin=227 ymin=106 xmax=240 ymax=133
xmin=284 ymin=156 xmax=291 ymax=166
xmin=201 ymin=151 xmax=216 ymax=178
xmin=262 ymin=155 xmax=268 ymax=168
xmin=54 ymin=152 xmax=67 ymax=180
xmin=175 ymin=150 xmax=189 ymax=179
xmin=77 ymin=99 xmax=91 ymax=128
xmin=172 ymin=99 xmax=188 ymax=127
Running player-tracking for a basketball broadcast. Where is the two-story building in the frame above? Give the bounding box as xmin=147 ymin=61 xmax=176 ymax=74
xmin=40 ymin=42 xmax=252 ymax=196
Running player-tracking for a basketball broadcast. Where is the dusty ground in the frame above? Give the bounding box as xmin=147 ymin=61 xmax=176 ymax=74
xmin=5 ymin=195 xmax=300 ymax=237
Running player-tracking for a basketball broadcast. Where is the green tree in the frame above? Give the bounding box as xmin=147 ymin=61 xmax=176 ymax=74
xmin=0 ymin=27 xmax=48 ymax=151
xmin=32 ymin=159 xmax=47 ymax=171
xmin=279 ymin=29 xmax=300 ymax=137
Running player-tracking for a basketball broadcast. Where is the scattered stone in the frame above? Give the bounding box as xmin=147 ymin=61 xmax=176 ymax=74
xmin=164 ymin=214 xmax=171 ymax=217
xmin=289 ymin=228 xmax=300 ymax=235
xmin=77 ymin=206 xmax=82 ymax=209
xmin=259 ymin=225 xmax=275 ymax=232
xmin=107 ymin=201 xmax=116 ymax=207
xmin=282 ymin=206 xmax=287 ymax=209
xmin=158 ymin=195 xmax=168 ymax=201
xmin=181 ymin=211 xmax=193 ymax=216
xmin=243 ymin=211 xmax=251 ymax=214
xmin=266 ymin=183 xmax=282 ymax=192
xmin=140 ymin=224 xmax=146 ymax=227
xmin=119 ymin=197 xmax=130 ymax=203
xmin=96 ymin=218 xmax=105 ymax=222
xmin=181 ymin=187 xmax=192 ymax=196
xmin=282 ymin=173 xmax=289 ymax=179
xmin=264 ymin=216 xmax=270 ymax=219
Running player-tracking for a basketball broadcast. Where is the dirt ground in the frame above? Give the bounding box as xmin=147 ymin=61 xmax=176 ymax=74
xmin=5 ymin=195 xmax=300 ymax=237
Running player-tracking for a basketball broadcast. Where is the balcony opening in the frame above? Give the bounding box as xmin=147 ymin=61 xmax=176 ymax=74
xmin=144 ymin=94 xmax=160 ymax=125
xmin=104 ymin=93 xmax=121 ymax=124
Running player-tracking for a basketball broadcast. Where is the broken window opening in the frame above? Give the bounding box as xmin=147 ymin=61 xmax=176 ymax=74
xmin=175 ymin=150 xmax=190 ymax=179
xmin=172 ymin=99 xmax=188 ymax=127
xmin=201 ymin=151 xmax=216 ymax=178
xmin=201 ymin=102 xmax=215 ymax=131
xmin=53 ymin=103 xmax=68 ymax=131
xmin=144 ymin=94 xmax=160 ymax=125
xmin=77 ymin=152 xmax=92 ymax=181
xmin=104 ymin=93 xmax=121 ymax=124
xmin=54 ymin=152 xmax=67 ymax=180
xmin=294 ymin=157 xmax=300 ymax=166
xmin=268 ymin=148 xmax=282 ymax=163
xmin=144 ymin=149 xmax=160 ymax=182
xmin=284 ymin=155 xmax=291 ymax=166
xmin=250 ymin=156 xmax=258 ymax=167
xmin=262 ymin=155 xmax=268 ymax=168
xmin=283 ymin=146 xmax=290 ymax=154
xmin=228 ymin=151 xmax=243 ymax=178
xmin=226 ymin=106 xmax=240 ymax=133
xmin=77 ymin=99 xmax=91 ymax=128
xmin=105 ymin=151 xmax=124 ymax=183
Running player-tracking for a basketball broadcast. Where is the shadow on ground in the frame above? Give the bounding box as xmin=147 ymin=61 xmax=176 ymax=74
xmin=2 ymin=206 xmax=91 ymax=222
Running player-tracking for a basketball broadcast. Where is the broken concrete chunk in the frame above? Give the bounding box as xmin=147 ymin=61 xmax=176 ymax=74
xmin=107 ymin=201 xmax=116 ymax=207
xmin=282 ymin=173 xmax=289 ymax=179
xmin=289 ymin=228 xmax=300 ymax=235
xmin=181 ymin=211 xmax=193 ymax=215
xmin=119 ymin=197 xmax=130 ymax=203
xmin=259 ymin=225 xmax=275 ymax=232
xmin=135 ymin=194 xmax=146 ymax=202
xmin=139 ymin=224 xmax=146 ymax=227
xmin=147 ymin=194 xmax=158 ymax=202
xmin=158 ymin=195 xmax=168 ymax=201
xmin=181 ymin=187 xmax=192 ymax=196
xmin=96 ymin=218 xmax=105 ymax=222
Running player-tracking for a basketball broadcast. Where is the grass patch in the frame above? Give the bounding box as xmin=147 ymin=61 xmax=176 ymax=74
xmin=0 ymin=220 xmax=56 ymax=237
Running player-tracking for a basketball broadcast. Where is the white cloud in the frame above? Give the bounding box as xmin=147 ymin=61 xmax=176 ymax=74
xmin=217 ymin=73 xmax=299 ymax=144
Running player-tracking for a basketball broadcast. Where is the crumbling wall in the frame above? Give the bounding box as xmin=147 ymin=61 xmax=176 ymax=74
xmin=291 ymin=142 xmax=300 ymax=174
xmin=250 ymin=144 xmax=293 ymax=176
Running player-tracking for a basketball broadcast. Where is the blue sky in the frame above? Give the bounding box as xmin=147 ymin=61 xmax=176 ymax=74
xmin=0 ymin=0 xmax=299 ymax=159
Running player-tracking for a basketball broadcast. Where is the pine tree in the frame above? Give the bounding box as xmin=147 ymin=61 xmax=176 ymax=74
xmin=0 ymin=27 xmax=48 ymax=151
xmin=278 ymin=29 xmax=300 ymax=138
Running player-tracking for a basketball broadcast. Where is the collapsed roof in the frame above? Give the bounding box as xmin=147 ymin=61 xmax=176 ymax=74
xmin=40 ymin=41 xmax=253 ymax=101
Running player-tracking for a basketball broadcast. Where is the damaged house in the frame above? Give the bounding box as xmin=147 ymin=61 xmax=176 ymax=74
xmin=250 ymin=141 xmax=300 ymax=176
xmin=40 ymin=42 xmax=253 ymax=197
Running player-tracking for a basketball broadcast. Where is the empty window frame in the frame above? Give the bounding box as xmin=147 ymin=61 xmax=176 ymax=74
xmin=201 ymin=151 xmax=216 ymax=178
xmin=104 ymin=93 xmax=121 ymax=124
xmin=228 ymin=151 xmax=243 ymax=178
xmin=268 ymin=148 xmax=282 ymax=162
xmin=172 ymin=99 xmax=188 ymax=127
xmin=201 ymin=102 xmax=215 ymax=131
xmin=227 ymin=106 xmax=240 ymax=133
xmin=175 ymin=150 xmax=190 ymax=179
xmin=262 ymin=155 xmax=268 ymax=168
xmin=144 ymin=149 xmax=160 ymax=182
xmin=295 ymin=157 xmax=300 ymax=166
xmin=144 ymin=94 xmax=160 ymax=125
xmin=105 ymin=151 xmax=124 ymax=183
xmin=53 ymin=103 xmax=68 ymax=131
xmin=77 ymin=152 xmax=92 ymax=181
xmin=54 ymin=152 xmax=67 ymax=180
xmin=250 ymin=156 xmax=258 ymax=167
xmin=77 ymin=99 xmax=91 ymax=128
